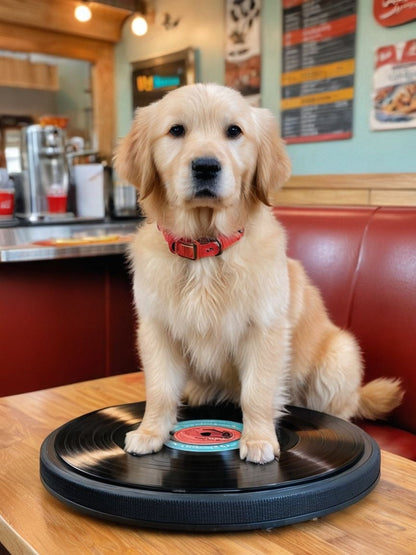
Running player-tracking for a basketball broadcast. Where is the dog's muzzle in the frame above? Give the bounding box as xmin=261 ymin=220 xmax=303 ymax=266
xmin=191 ymin=157 xmax=221 ymax=198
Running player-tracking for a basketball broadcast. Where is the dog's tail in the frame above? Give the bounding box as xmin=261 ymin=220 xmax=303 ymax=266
xmin=356 ymin=378 xmax=404 ymax=420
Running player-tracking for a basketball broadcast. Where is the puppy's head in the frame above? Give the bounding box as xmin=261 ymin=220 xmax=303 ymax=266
xmin=115 ymin=84 xmax=291 ymax=223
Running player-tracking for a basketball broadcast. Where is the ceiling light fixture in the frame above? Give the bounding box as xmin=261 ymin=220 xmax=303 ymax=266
xmin=131 ymin=14 xmax=148 ymax=36
xmin=130 ymin=0 xmax=152 ymax=36
xmin=74 ymin=1 xmax=92 ymax=23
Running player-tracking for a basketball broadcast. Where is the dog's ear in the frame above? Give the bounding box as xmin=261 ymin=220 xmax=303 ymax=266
xmin=251 ymin=107 xmax=291 ymax=205
xmin=114 ymin=104 xmax=159 ymax=200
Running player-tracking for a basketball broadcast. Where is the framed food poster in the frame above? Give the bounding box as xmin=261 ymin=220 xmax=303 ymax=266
xmin=131 ymin=48 xmax=196 ymax=108
xmin=370 ymin=40 xmax=416 ymax=131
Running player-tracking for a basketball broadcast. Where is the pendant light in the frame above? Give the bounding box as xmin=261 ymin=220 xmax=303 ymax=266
xmin=131 ymin=1 xmax=149 ymax=36
xmin=74 ymin=1 xmax=92 ymax=23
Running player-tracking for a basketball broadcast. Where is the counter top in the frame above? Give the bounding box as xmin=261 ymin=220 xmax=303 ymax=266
xmin=0 ymin=218 xmax=142 ymax=262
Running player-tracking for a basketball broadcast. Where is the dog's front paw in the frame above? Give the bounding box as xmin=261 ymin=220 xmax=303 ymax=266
xmin=240 ymin=435 xmax=280 ymax=464
xmin=124 ymin=428 xmax=166 ymax=456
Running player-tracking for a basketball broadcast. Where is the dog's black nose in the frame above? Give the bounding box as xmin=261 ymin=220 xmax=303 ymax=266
xmin=192 ymin=157 xmax=221 ymax=181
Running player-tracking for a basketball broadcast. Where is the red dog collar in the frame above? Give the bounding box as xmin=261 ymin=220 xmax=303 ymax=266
xmin=159 ymin=226 xmax=244 ymax=260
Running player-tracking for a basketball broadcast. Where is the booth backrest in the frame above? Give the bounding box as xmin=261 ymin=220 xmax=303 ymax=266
xmin=273 ymin=206 xmax=416 ymax=435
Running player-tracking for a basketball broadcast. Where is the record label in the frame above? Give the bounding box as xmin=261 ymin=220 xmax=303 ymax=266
xmin=165 ymin=419 xmax=243 ymax=452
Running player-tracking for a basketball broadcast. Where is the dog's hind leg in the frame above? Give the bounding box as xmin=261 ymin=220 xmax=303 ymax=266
xmin=300 ymin=328 xmax=363 ymax=420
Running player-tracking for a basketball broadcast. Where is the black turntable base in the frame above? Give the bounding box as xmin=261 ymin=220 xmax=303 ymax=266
xmin=40 ymin=403 xmax=380 ymax=532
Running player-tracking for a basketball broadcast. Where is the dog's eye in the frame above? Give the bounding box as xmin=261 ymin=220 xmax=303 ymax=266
xmin=169 ymin=125 xmax=185 ymax=137
xmin=226 ymin=125 xmax=242 ymax=138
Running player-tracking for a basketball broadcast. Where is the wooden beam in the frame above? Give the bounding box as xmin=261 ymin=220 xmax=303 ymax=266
xmin=0 ymin=0 xmax=131 ymax=43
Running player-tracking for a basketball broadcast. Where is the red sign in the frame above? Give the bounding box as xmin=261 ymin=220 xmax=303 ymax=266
xmin=374 ymin=0 xmax=416 ymax=27
xmin=283 ymin=15 xmax=357 ymax=47
xmin=375 ymin=40 xmax=416 ymax=68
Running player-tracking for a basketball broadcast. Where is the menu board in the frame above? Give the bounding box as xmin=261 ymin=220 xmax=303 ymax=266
xmin=281 ymin=0 xmax=357 ymax=144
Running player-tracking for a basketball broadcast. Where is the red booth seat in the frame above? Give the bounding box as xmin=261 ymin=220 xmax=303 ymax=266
xmin=273 ymin=206 xmax=416 ymax=460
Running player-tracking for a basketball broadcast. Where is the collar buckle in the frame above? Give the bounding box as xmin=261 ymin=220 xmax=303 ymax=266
xmin=173 ymin=239 xmax=198 ymax=260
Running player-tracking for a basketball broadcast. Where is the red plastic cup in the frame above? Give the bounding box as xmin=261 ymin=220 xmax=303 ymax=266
xmin=47 ymin=193 xmax=67 ymax=213
xmin=0 ymin=190 xmax=14 ymax=216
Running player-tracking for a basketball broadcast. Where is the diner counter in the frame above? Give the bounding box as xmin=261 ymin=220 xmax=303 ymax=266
xmin=0 ymin=218 xmax=142 ymax=262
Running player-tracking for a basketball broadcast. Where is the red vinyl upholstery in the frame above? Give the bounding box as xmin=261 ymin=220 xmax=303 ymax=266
xmin=273 ymin=206 xmax=416 ymax=460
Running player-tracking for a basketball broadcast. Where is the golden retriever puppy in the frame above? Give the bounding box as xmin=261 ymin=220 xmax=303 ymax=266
xmin=115 ymin=83 xmax=402 ymax=464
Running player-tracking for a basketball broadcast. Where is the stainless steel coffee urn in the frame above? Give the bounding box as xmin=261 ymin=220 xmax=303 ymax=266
xmin=16 ymin=125 xmax=70 ymax=221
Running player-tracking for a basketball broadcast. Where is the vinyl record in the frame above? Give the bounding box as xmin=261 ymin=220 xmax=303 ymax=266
xmin=40 ymin=403 xmax=380 ymax=531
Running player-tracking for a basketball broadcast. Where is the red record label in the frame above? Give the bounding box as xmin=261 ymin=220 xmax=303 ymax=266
xmin=173 ymin=425 xmax=241 ymax=445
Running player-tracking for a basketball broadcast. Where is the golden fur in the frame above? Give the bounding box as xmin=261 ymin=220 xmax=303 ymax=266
xmin=115 ymin=83 xmax=403 ymax=464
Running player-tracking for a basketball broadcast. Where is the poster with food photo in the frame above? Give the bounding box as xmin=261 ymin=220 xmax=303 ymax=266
xmin=371 ymin=40 xmax=416 ymax=130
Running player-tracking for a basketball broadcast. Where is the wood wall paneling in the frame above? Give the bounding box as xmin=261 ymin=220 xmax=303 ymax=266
xmin=270 ymin=173 xmax=416 ymax=207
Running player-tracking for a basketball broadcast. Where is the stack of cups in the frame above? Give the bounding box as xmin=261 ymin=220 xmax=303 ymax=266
xmin=73 ymin=163 xmax=105 ymax=219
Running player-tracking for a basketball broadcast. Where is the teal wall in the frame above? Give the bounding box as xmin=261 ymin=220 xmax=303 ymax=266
xmin=115 ymin=0 xmax=416 ymax=175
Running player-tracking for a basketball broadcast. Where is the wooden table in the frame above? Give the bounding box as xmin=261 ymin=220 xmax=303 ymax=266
xmin=1 ymin=373 xmax=415 ymax=554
